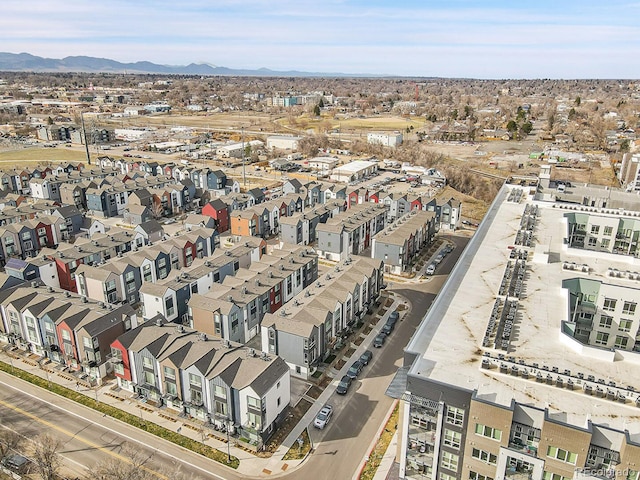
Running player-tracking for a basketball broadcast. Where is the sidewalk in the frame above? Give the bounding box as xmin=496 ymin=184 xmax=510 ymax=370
xmin=0 ymin=295 xmax=403 ymax=478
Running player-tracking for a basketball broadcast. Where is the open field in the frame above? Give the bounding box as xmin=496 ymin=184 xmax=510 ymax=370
xmin=0 ymin=146 xmax=102 ymax=167
xmin=104 ymin=112 xmax=283 ymax=133
xmin=277 ymin=114 xmax=425 ymax=134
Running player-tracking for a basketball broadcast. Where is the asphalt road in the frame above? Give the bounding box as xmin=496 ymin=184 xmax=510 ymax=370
xmin=301 ymin=234 xmax=469 ymax=480
xmin=0 ymin=375 xmax=244 ymax=480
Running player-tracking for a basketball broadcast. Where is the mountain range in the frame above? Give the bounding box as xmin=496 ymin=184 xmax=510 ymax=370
xmin=0 ymin=52 xmax=373 ymax=77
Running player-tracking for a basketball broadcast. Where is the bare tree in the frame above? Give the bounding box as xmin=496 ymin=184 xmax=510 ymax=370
xmin=0 ymin=429 xmax=24 ymax=459
xmin=91 ymin=442 xmax=156 ymax=480
xmin=31 ymin=434 xmax=62 ymax=480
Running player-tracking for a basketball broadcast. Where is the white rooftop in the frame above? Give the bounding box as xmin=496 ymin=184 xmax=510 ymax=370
xmin=406 ymin=185 xmax=640 ymax=439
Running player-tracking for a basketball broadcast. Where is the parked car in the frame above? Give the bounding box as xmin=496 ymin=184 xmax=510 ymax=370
xmin=336 ymin=375 xmax=353 ymax=395
xmin=314 ymin=404 xmax=334 ymax=429
xmin=347 ymin=360 xmax=363 ymax=379
xmin=388 ymin=311 xmax=399 ymax=324
xmin=426 ymin=264 xmax=436 ymax=275
xmin=434 ymin=254 xmax=444 ymax=264
xmin=359 ymin=350 xmax=373 ymax=365
xmin=381 ymin=322 xmax=394 ymax=336
xmin=373 ymin=333 xmax=386 ymax=348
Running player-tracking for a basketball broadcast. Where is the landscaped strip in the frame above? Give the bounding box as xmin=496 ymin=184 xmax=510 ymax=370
xmin=0 ymin=361 xmax=240 ymax=469
xmin=359 ymin=402 xmax=399 ymax=480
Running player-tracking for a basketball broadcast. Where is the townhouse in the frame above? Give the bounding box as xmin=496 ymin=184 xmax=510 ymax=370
xmin=76 ymin=227 xmax=219 ymax=304
xmin=261 ymin=256 xmax=384 ymax=378
xmin=371 ymin=210 xmax=437 ymax=274
xmin=0 ymin=284 xmax=137 ymax=379
xmin=202 ymin=198 xmax=230 ymax=233
xmin=316 ymin=203 xmax=388 ymax=261
xmin=423 ymin=197 xmax=462 ymax=231
xmin=40 ymin=228 xmax=141 ymax=292
xmin=110 ymin=320 xmax=290 ymax=446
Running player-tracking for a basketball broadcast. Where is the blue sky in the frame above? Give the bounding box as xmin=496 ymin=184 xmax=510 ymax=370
xmin=2 ymin=0 xmax=639 ymax=78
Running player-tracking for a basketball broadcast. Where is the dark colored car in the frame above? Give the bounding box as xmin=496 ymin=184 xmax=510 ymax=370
xmin=359 ymin=350 xmax=373 ymax=365
xmin=336 ymin=375 xmax=352 ymax=394
xmin=381 ymin=323 xmax=394 ymax=336
xmin=373 ymin=333 xmax=386 ymax=348
xmin=347 ymin=360 xmax=363 ymax=379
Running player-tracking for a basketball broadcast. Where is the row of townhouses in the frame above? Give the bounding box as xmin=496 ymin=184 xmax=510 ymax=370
xmin=371 ymin=210 xmax=437 ymax=274
xmin=0 ymin=283 xmax=138 ymax=379
xmin=261 ymin=256 xmax=384 ymax=379
xmin=142 ymin=245 xmax=319 ymax=343
xmin=110 ymin=319 xmax=289 ymax=447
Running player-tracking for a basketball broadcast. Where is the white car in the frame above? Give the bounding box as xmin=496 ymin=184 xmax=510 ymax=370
xmin=314 ymin=404 xmax=334 ymax=429
xmin=426 ymin=264 xmax=436 ymax=275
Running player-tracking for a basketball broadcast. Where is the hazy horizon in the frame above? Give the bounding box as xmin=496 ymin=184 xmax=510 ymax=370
xmin=2 ymin=0 xmax=640 ymax=79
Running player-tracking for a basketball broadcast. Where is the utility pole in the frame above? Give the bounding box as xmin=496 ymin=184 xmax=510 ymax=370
xmin=241 ymin=127 xmax=246 ymax=187
xmin=80 ymin=111 xmax=92 ymax=165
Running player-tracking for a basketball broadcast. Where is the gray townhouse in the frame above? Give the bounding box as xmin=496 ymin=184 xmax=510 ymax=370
xmin=316 ymin=203 xmax=388 ymax=261
xmin=261 ymin=256 xmax=384 ymax=379
xmin=371 ymin=210 xmax=437 ymax=274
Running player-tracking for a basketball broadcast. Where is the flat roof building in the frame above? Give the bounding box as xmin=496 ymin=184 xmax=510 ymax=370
xmin=393 ymin=184 xmax=640 ymax=480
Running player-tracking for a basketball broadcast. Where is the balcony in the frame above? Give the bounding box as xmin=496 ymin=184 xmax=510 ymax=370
xmin=508 ymin=439 xmax=539 ymax=457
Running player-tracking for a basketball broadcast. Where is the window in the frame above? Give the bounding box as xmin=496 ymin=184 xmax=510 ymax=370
xmin=590 ymin=225 xmax=600 ymax=234
xmin=443 ymin=429 xmax=461 ymax=449
xmin=247 ymin=411 xmax=261 ymax=430
xmin=215 ymin=399 xmax=227 ymax=416
xmin=547 ymin=446 xmax=578 ymax=465
xmin=469 ymin=472 xmax=494 ymax=480
xmin=440 ymin=474 xmax=456 ymax=480
xmin=595 ymin=332 xmax=609 ymax=346
xmin=191 ymin=388 xmax=203 ymax=405
xmin=615 ymin=335 xmax=629 ymax=349
xmin=247 ymin=396 xmax=261 ymax=409
xmin=165 ymin=382 xmax=177 ymax=396
xmin=188 ymin=373 xmax=202 ymax=388
xmin=623 ymin=302 xmax=637 ymax=315
xmin=165 ymin=297 xmax=175 ymax=317
xmin=142 ymin=357 xmax=153 ymax=370
xmin=125 ymin=271 xmax=135 ymax=282
xmin=214 ymin=385 xmax=226 ymax=399
xmin=599 ymin=315 xmax=613 ymax=328
xmin=588 ymin=238 xmax=597 ymax=247
xmin=619 ymin=319 xmax=633 ymax=332
xmin=602 ymin=239 xmax=610 ymax=248
xmin=603 ymin=298 xmax=617 ymax=312
xmin=472 ymin=448 xmax=497 ymax=465
xmin=143 ymin=370 xmax=155 ymax=385
xmin=441 ymin=452 xmax=459 ymax=472
xmin=475 ymin=423 xmax=501 ymax=441
xmin=445 ymin=406 xmax=465 ymax=426
xmin=604 ymin=226 xmax=613 ymax=235
xmin=163 ymin=366 xmax=175 ymax=380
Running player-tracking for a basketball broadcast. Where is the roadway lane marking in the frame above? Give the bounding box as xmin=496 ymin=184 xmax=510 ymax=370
xmin=0 ymin=397 xmax=167 ymax=480
xmin=0 ymin=423 xmax=88 ymax=473
xmin=0 ymin=378 xmax=230 ymax=480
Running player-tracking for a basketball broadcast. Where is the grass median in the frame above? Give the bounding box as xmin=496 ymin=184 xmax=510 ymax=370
xmin=0 ymin=360 xmax=239 ymax=469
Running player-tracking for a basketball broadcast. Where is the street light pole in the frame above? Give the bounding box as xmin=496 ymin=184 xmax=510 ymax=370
xmin=226 ymin=417 xmax=232 ymax=462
